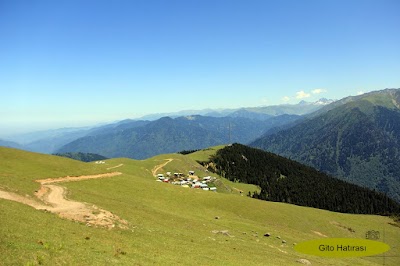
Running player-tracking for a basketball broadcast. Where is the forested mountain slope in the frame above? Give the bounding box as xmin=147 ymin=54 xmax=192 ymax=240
xmin=202 ymin=144 xmax=400 ymax=215
xmin=251 ymin=89 xmax=400 ymax=202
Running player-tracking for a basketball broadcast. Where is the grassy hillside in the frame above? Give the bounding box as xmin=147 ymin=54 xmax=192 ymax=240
xmin=1 ymin=147 xmax=399 ymax=265
xmin=0 ymin=147 xmax=107 ymax=196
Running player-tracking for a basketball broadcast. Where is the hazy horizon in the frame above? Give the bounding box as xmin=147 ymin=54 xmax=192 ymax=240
xmin=0 ymin=96 xmax=337 ymax=138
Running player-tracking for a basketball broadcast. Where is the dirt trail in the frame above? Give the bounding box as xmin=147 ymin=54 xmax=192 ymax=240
xmin=39 ymin=184 xmax=128 ymax=229
xmin=37 ymin=172 xmax=122 ymax=184
xmin=0 ymin=172 xmax=128 ymax=229
xmin=151 ymin=159 xmax=173 ymax=176
xmin=42 ymin=185 xmax=83 ymax=211
xmin=107 ymin=164 xmax=124 ymax=170
xmin=0 ymin=190 xmax=46 ymax=210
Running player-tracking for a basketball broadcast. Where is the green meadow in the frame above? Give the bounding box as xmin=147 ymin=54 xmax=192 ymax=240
xmin=0 ymin=147 xmax=399 ymax=265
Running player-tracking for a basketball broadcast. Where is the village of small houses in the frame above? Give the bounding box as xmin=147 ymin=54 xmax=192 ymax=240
xmin=156 ymin=171 xmax=218 ymax=191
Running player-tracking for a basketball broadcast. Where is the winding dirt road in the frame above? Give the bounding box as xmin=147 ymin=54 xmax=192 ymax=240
xmin=36 ymin=172 xmax=122 ymax=184
xmin=151 ymin=159 xmax=174 ymax=176
xmin=0 ymin=171 xmax=128 ymax=229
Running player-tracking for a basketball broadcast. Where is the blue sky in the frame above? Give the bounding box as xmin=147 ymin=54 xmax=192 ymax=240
xmin=1 ymin=0 xmax=399 ymax=135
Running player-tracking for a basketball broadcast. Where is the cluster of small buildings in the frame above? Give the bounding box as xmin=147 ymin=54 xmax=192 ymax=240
xmin=95 ymin=161 xmax=106 ymax=164
xmin=156 ymin=171 xmax=217 ymax=191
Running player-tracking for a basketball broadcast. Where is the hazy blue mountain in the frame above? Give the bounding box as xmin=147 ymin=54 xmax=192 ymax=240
xmin=138 ymin=109 xmax=233 ymax=120
xmin=137 ymin=99 xmax=333 ymax=120
xmin=85 ymin=119 xmax=151 ymax=136
xmin=3 ymin=98 xmax=327 ymax=155
xmin=3 ymin=120 xmax=151 ymax=154
xmin=251 ymin=114 xmax=301 ymax=133
xmin=243 ymin=99 xmax=334 ymax=116
xmin=227 ymin=109 xmax=273 ymax=120
xmin=251 ymin=88 xmax=400 ymax=202
xmin=4 ymin=127 xmax=94 ymax=154
xmin=23 ymin=130 xmax=93 ymax=154
xmin=0 ymin=139 xmax=23 ymax=149
xmin=57 ymin=116 xmax=228 ymax=159
xmin=57 ymin=115 xmax=301 ymax=159
xmin=6 ymin=126 xmax=93 ymax=145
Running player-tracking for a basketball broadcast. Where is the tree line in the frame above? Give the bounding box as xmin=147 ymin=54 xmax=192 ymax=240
xmin=200 ymin=144 xmax=400 ymax=215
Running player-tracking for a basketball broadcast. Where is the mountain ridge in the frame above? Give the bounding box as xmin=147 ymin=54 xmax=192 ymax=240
xmin=138 ymin=98 xmax=334 ymax=120
xmin=56 ymin=115 xmax=300 ymax=159
xmin=251 ymin=88 xmax=400 ymax=202
xmin=1 ymin=99 xmax=327 ymax=154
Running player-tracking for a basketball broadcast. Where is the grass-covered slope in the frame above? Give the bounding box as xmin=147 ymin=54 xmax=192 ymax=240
xmin=1 ymin=147 xmax=400 ymax=265
xmin=0 ymin=147 xmax=108 ymax=196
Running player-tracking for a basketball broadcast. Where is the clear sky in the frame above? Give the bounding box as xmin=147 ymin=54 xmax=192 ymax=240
xmin=1 ymin=0 xmax=399 ymax=136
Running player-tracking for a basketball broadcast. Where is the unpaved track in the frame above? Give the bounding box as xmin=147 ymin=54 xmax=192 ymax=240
xmin=37 ymin=172 xmax=122 ymax=184
xmin=151 ymin=159 xmax=173 ymax=176
xmin=0 ymin=190 xmax=46 ymax=210
xmin=42 ymin=184 xmax=83 ymax=211
xmin=107 ymin=164 xmax=124 ymax=170
xmin=0 ymin=172 xmax=128 ymax=229
xmin=38 ymin=184 xmax=128 ymax=229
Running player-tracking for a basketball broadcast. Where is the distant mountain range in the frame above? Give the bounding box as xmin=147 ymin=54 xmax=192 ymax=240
xmin=138 ymin=98 xmax=334 ymax=120
xmin=52 ymin=98 xmax=332 ymax=160
xmin=0 ymin=139 xmax=23 ymax=150
xmin=56 ymin=115 xmax=300 ymax=159
xmin=1 ymin=99 xmax=330 ymax=154
xmin=2 ymin=120 xmax=151 ymax=154
xmin=251 ymin=88 xmax=400 ymax=202
xmin=2 ymin=126 xmax=94 ymax=154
